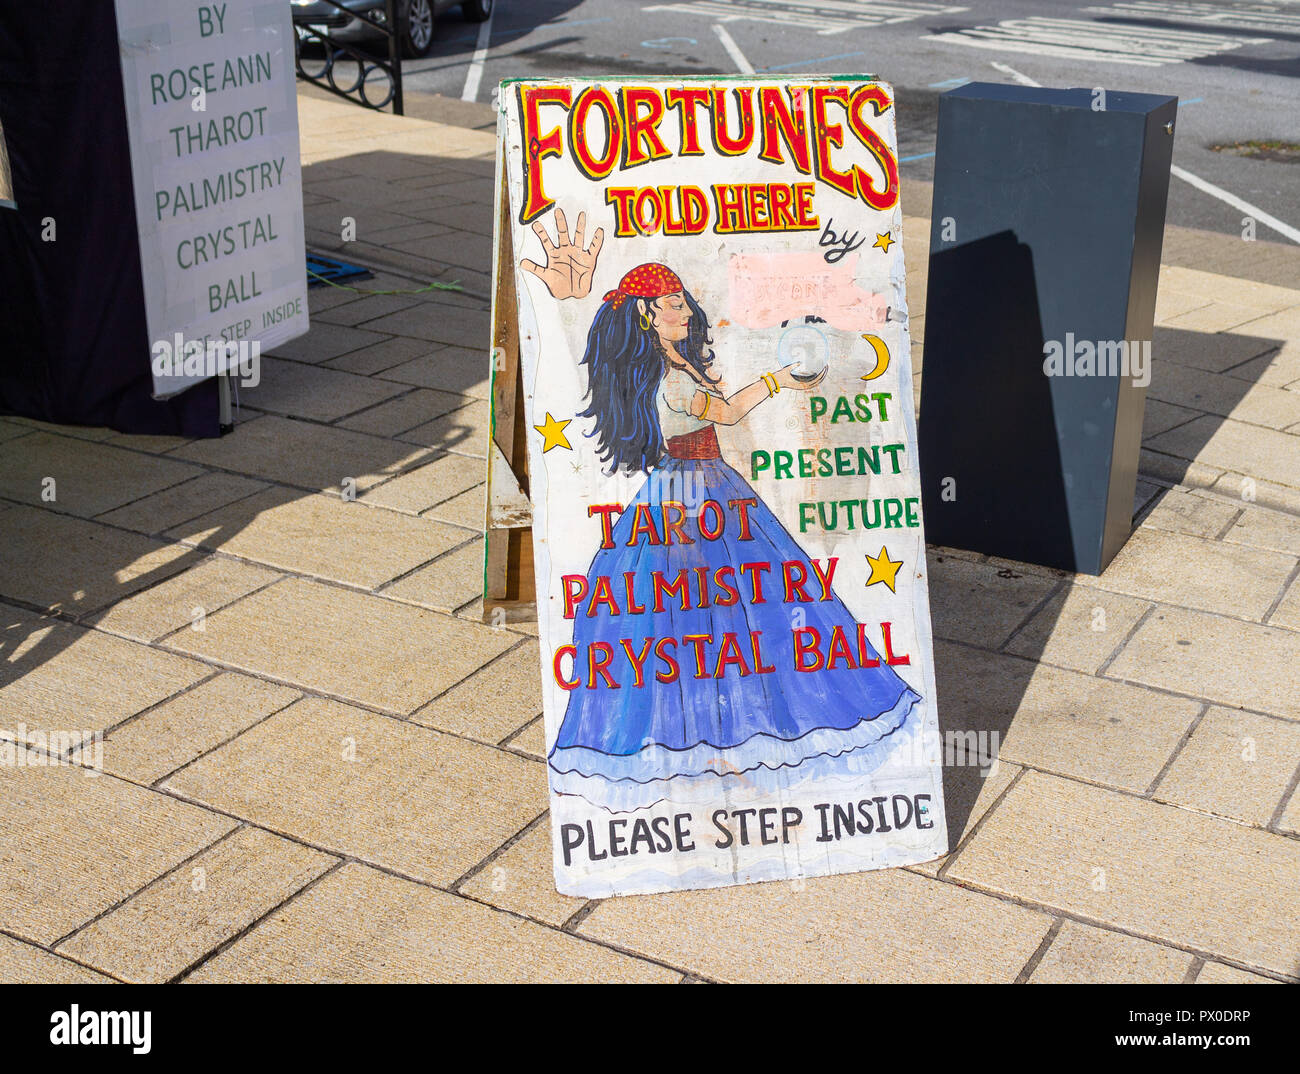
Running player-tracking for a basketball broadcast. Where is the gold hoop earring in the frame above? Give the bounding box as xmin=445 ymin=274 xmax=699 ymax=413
xmin=639 ymin=310 xmax=654 ymax=331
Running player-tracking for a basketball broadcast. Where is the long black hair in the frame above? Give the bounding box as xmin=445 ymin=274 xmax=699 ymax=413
xmin=579 ymin=289 xmax=718 ymax=474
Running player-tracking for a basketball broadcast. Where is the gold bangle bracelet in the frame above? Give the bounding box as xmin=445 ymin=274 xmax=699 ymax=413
xmin=699 ymin=393 xmax=710 ymax=419
xmin=765 ymin=372 xmax=780 ymax=395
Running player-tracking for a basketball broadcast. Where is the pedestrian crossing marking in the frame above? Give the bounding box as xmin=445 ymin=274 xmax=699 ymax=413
xmin=927 ymin=16 xmax=1270 ymax=67
xmin=646 ymin=0 xmax=969 ymax=36
xmin=1086 ymin=2 xmax=1300 ymax=36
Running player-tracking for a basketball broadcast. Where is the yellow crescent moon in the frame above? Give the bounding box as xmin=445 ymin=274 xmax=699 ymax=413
xmin=859 ymin=334 xmax=891 ymax=381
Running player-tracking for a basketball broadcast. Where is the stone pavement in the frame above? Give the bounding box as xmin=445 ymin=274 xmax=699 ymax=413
xmin=1 ymin=91 xmax=1299 ymax=984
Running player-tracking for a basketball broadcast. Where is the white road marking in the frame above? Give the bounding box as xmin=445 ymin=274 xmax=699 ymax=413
xmin=648 ymin=0 xmax=969 ymax=36
xmin=460 ymin=4 xmax=495 ymax=102
xmin=1170 ymin=165 xmax=1300 ymax=246
xmin=990 ymin=61 xmax=1040 ymax=85
xmin=713 ymin=22 xmax=756 ymax=75
xmin=1086 ymin=2 xmax=1300 ymax=35
xmin=928 ymin=16 xmax=1269 ymax=66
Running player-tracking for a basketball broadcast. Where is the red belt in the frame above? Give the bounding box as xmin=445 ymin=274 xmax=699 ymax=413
xmin=666 ymin=424 xmax=721 ymax=460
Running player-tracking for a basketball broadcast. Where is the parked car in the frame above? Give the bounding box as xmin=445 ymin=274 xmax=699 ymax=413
xmin=290 ymin=0 xmax=492 ymax=59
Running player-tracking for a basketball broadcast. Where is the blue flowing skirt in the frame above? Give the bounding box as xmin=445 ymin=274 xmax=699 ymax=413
xmin=548 ymin=454 xmax=919 ymax=811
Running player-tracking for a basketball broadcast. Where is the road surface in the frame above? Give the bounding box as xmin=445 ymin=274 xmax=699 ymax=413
xmin=378 ymin=0 xmax=1300 ymax=243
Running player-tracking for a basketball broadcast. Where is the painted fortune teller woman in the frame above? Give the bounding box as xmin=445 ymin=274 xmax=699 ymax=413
xmin=523 ymin=210 xmax=920 ymax=813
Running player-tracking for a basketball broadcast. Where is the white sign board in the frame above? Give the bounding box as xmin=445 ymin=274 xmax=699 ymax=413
xmin=496 ymin=77 xmax=948 ymax=897
xmin=115 ymin=0 xmax=309 ymax=396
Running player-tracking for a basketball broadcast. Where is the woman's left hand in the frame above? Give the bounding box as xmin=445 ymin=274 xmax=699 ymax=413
xmin=774 ymin=364 xmax=828 ymax=391
xmin=520 ymin=208 xmax=604 ymax=300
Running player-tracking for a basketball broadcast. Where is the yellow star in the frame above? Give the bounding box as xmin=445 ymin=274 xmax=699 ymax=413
xmin=864 ymin=545 xmax=904 ymax=592
xmin=534 ymin=412 xmax=573 ymax=453
xmin=872 ymin=231 xmax=895 ymax=254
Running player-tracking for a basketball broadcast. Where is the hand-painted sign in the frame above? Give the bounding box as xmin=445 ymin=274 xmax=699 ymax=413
xmin=494 ymin=77 xmax=946 ymax=897
xmin=115 ymin=0 xmax=308 ymax=397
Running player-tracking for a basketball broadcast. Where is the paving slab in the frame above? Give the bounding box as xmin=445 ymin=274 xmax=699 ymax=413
xmin=0 ymin=432 xmax=200 ymax=517
xmin=1106 ymin=607 xmax=1300 ymax=719
xmin=162 ymin=697 xmax=546 ymax=886
xmin=1028 ymin=920 xmax=1193 ymax=984
xmin=311 ymin=291 xmax=425 ymax=327
xmin=167 ymin=487 xmax=465 ymax=590
xmin=411 ymin=639 xmax=542 ymax=743
xmin=0 ymin=506 xmax=196 ymax=616
xmin=92 ymin=556 xmax=281 ymax=643
xmin=265 ymin=322 xmax=391 ymax=365
xmin=1160 ymin=302 xmax=1284 ymax=335
xmin=1141 ymin=397 xmax=1202 ymax=438
xmin=423 ymin=483 xmax=486 ymax=530
xmin=382 ymin=232 xmax=494 ymax=276
xmin=1 ymin=603 xmax=210 ymax=746
xmin=381 ymin=537 xmax=487 ymax=615
xmin=1226 ymin=306 xmax=1300 ymax=362
xmin=1159 ymin=265 xmax=1300 ymax=313
xmin=1147 ymin=416 xmax=1300 ymax=491
xmin=1153 ymin=707 xmax=1300 ymax=828
xmin=1197 ymin=962 xmax=1281 ymax=984
xmin=356 ymin=302 xmax=490 ymax=351
xmin=169 ymin=414 xmax=433 ymax=494
xmin=1083 ymin=526 xmax=1295 ymax=622
xmin=935 ymin=641 xmax=1200 ymax=793
xmin=926 ymin=554 xmax=1058 ymax=650
xmin=0 ymin=421 xmax=32 ymax=445
xmin=506 ymin=716 xmax=546 ymax=760
xmin=361 ymin=452 xmax=485 ymax=515
xmin=457 ymin=820 xmax=584 ymax=928
xmin=1137 ymin=487 xmax=1240 ymax=540
xmin=1153 ymin=325 xmax=1278 ymax=373
xmin=1149 ymin=360 xmax=1300 ymax=430
xmin=1209 ymin=470 xmax=1300 ymax=515
xmin=400 ymin=398 xmax=491 ymax=456
xmin=1268 ymin=574 xmax=1300 ymax=632
xmin=947 ymin=770 xmax=1300 ymax=978
xmin=1 ymin=417 xmax=116 ymax=441
xmin=1281 ymin=790 xmax=1300 ymax=836
xmin=578 ymin=866 xmax=1051 ymax=983
xmin=102 ymin=431 xmax=193 ymax=453
xmin=167 ymin=577 xmax=514 ymax=715
xmin=377 ymin=348 xmax=492 ymax=398
xmin=338 ymin=388 xmax=473 ymax=438
xmin=1004 ymin=585 xmax=1152 ymax=674
xmin=1133 ymin=479 xmax=1162 ymax=516
xmin=240 ymin=356 xmax=408 ymax=423
xmin=1154 ymin=290 xmax=1211 ymax=324
xmin=322 ymin=335 xmax=435 ymax=376
xmin=96 ymin=472 xmax=269 ymax=534
xmin=78 ymin=671 xmax=300 ymax=786
xmin=1139 ymin=447 xmax=1227 ymax=490
xmin=185 ymin=862 xmax=677 ymax=983
xmin=1223 ymin=504 xmax=1300 ymax=557
xmin=1227 ymin=341 xmax=1300 ymax=391
xmin=58 ymin=827 xmax=336 ymax=983
xmin=0 ymin=755 xmax=236 ymax=945
xmin=910 ymin=759 xmax=1021 ymax=878
xmin=0 ymin=934 xmax=114 ymax=984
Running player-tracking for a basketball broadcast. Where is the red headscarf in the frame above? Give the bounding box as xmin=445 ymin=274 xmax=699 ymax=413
xmin=602 ymin=263 xmax=684 ymax=309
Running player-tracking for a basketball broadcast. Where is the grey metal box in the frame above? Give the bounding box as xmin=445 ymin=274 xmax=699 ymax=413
xmin=918 ymin=83 xmax=1177 ymax=575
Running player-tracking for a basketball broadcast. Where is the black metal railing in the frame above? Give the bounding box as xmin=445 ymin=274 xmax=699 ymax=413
xmin=293 ymin=0 xmax=404 ymax=114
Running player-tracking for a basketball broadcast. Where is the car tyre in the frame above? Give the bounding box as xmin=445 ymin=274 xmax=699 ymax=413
xmin=397 ymin=0 xmax=436 ymax=58
xmin=462 ymin=0 xmax=493 ymax=22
